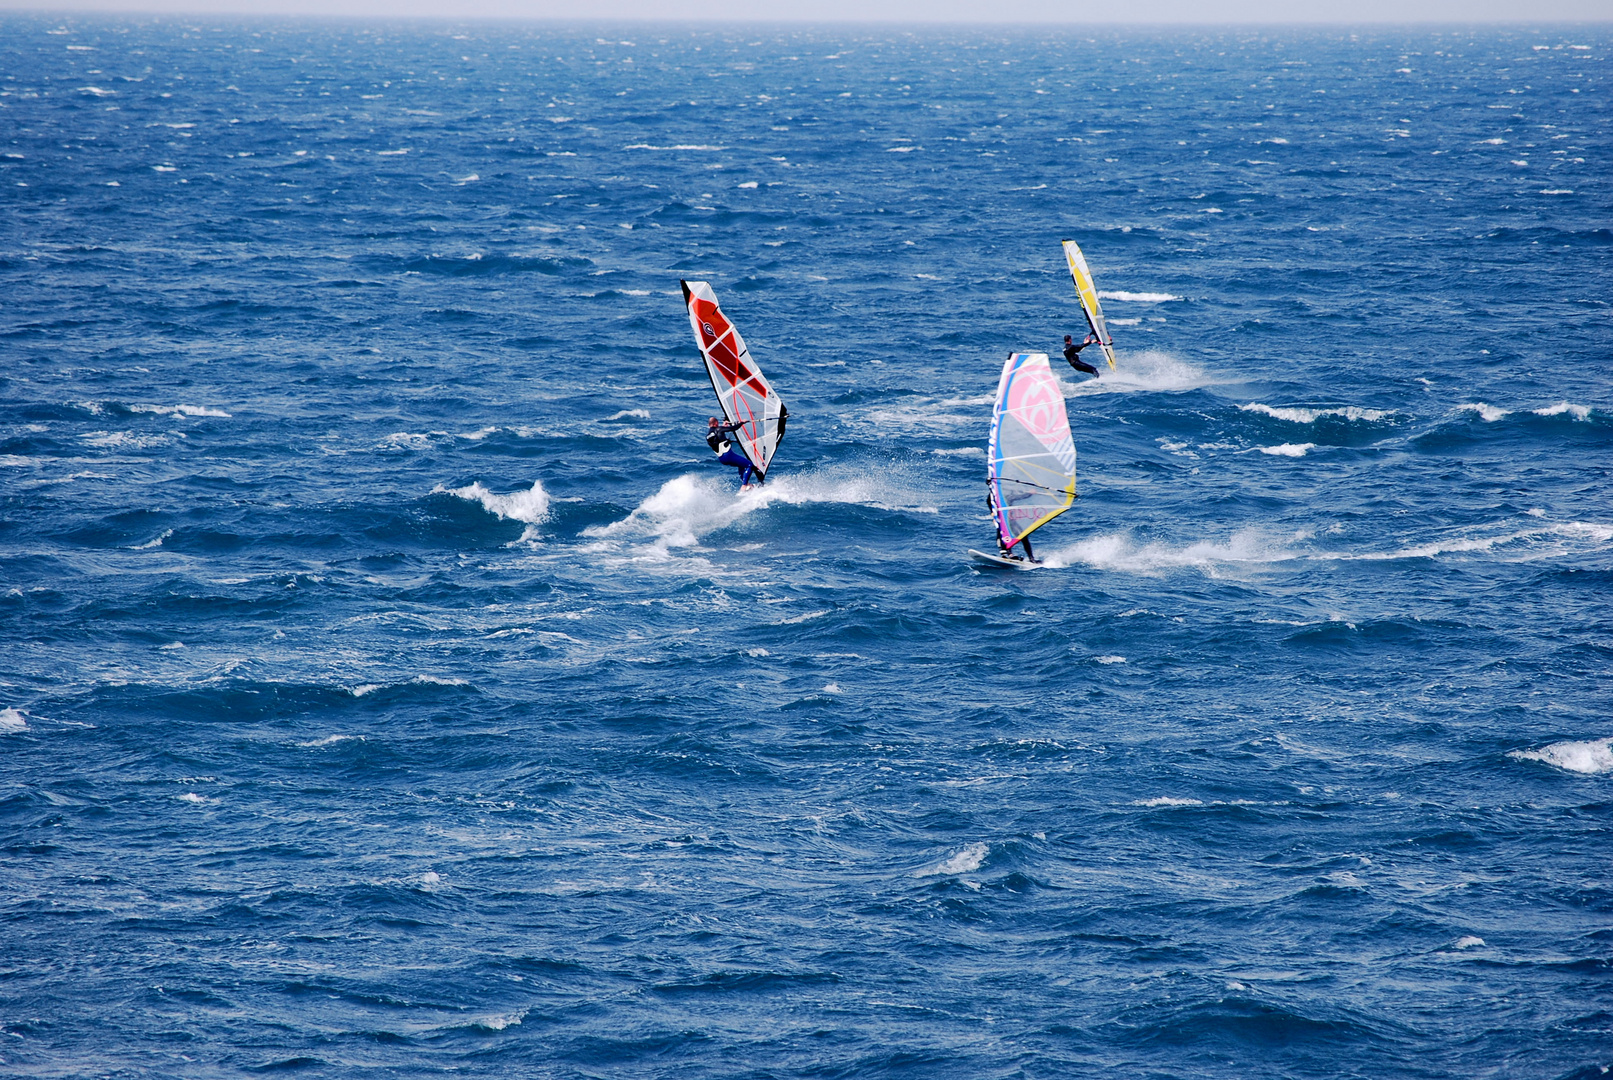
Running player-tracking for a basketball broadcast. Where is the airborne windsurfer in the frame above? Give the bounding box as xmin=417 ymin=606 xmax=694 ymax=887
xmin=1063 ymin=333 xmax=1101 ymax=377
xmin=707 ymin=417 xmax=757 ymax=490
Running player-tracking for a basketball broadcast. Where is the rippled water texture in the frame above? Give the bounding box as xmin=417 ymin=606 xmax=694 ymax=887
xmin=2 ymin=17 xmax=1610 ymax=1079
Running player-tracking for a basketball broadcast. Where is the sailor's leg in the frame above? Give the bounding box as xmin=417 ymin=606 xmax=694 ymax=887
xmin=1022 ymin=535 xmax=1035 ymax=562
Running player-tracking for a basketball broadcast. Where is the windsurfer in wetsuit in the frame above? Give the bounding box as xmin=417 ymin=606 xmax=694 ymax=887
xmin=707 ymin=416 xmax=757 ymax=489
xmin=1064 ymin=332 xmax=1102 ymax=377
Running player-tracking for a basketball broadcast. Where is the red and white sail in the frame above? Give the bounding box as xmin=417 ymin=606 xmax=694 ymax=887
xmin=681 ymin=280 xmax=788 ymax=480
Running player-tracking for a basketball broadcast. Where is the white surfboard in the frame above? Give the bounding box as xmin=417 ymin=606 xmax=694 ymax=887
xmin=968 ymin=548 xmax=1044 ymax=570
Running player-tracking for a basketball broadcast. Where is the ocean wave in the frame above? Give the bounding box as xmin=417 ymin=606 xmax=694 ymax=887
xmin=434 ymin=480 xmax=550 ymax=541
xmin=1258 ymin=443 xmax=1316 ymax=457
xmin=1240 ymin=403 xmax=1392 ymax=424
xmin=623 ymin=143 xmax=725 ymax=151
xmin=1065 ymin=349 xmax=1216 ymax=396
xmin=0 ymin=707 xmax=29 ymax=733
xmin=582 ymin=469 xmax=918 ymax=552
xmin=1456 ymin=403 xmax=1509 ymax=422
xmin=129 ymin=403 xmax=231 ymax=418
xmin=1341 ymin=521 xmax=1613 ymax=562
xmin=916 ymin=842 xmax=987 ymax=877
xmin=1532 ymin=401 xmax=1592 ymax=420
xmin=1509 ymin=737 xmax=1613 ymax=775
xmin=1099 ymin=290 xmax=1183 ymax=302
xmin=1042 ymin=528 xmax=1301 ymax=576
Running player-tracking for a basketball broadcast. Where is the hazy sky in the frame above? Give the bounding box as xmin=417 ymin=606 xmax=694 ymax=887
xmin=3 ymin=0 xmax=1610 ymax=23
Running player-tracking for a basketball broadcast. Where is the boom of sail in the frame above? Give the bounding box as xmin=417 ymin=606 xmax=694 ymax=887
xmin=1061 ymin=239 xmax=1117 ymax=370
xmin=681 ymin=279 xmax=788 ymax=481
xmin=987 ymin=352 xmax=1077 ymax=552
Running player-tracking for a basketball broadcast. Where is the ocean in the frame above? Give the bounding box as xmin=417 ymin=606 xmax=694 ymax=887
xmin=1 ymin=15 xmax=1610 ymax=1078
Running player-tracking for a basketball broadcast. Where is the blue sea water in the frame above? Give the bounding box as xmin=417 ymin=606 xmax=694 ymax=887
xmin=2 ymin=14 xmax=1611 ymax=1077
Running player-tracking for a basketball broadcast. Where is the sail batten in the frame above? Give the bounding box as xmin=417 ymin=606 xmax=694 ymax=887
xmin=681 ymin=280 xmax=787 ymax=480
xmin=1061 ymin=239 xmax=1118 ymax=371
xmin=987 ymin=352 xmax=1077 ymax=552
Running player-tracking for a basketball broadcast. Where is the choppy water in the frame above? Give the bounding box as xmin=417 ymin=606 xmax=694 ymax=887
xmin=2 ymin=15 xmax=1611 ymax=1078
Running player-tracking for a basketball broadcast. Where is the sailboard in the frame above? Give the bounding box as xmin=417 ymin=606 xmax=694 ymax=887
xmin=681 ymin=280 xmax=788 ymax=482
xmin=985 ymin=351 xmax=1077 ymax=559
xmin=969 ymin=547 xmax=1043 ymax=570
xmin=1061 ymin=239 xmax=1117 ymax=371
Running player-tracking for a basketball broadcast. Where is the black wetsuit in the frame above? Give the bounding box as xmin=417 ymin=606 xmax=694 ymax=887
xmin=705 ymin=419 xmax=745 ymax=453
xmin=1064 ymin=339 xmax=1100 ymax=377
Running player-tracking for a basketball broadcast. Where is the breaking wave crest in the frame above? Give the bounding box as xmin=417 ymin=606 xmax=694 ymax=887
xmin=916 ymin=842 xmax=988 ymax=877
xmin=435 ymin=480 xmax=550 ymax=541
xmin=1100 ymin=290 xmax=1183 ymax=302
xmin=1240 ymin=403 xmax=1391 ymax=424
xmin=1509 ymin=737 xmax=1613 ymax=775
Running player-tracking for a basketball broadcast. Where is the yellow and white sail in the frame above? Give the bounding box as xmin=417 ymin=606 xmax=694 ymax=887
xmin=1061 ymin=239 xmax=1117 ymax=370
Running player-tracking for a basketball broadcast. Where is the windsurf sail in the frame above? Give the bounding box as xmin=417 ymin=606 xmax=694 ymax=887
xmin=987 ymin=352 xmax=1077 ymax=552
xmin=681 ymin=280 xmax=788 ymax=481
xmin=1061 ymin=239 xmax=1117 ymax=370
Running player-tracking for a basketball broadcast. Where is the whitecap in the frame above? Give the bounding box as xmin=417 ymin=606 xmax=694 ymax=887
xmin=177 ymin=792 xmax=209 ymax=804
xmin=822 ymin=683 xmax=842 ymax=694
xmin=435 ymin=480 xmax=550 ymax=541
xmin=1259 ymin=443 xmax=1316 ymax=457
xmin=603 ymin=409 xmax=651 ymax=421
xmin=0 ymin=708 xmax=29 ymax=733
xmin=1532 ymin=402 xmax=1591 ymax=420
xmin=1457 ymin=403 xmax=1510 ymax=422
xmin=299 ymin=734 xmax=361 ymax=747
xmin=1095 ymin=655 xmax=1127 ymax=664
xmin=1134 ymin=796 xmax=1203 ymax=807
xmin=131 ymin=529 xmax=172 ymax=550
xmin=1453 ymin=936 xmax=1485 ymax=949
xmin=1099 ymin=290 xmax=1182 ymax=302
xmin=350 ymin=684 xmax=383 ymax=697
xmin=1240 ymin=403 xmax=1390 ymax=424
xmin=623 ymin=143 xmax=725 ymax=151
xmin=130 ymin=403 xmax=230 ymax=418
xmin=917 ymin=842 xmax=988 ymax=877
xmin=1509 ymin=737 xmax=1613 ymax=775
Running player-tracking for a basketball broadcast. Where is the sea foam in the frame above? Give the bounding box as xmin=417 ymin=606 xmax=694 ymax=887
xmin=436 ymin=480 xmax=550 ymax=541
xmin=1240 ymin=403 xmax=1391 ymax=424
xmin=1509 ymin=738 xmax=1613 ymax=775
xmin=917 ymin=842 xmax=988 ymax=877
